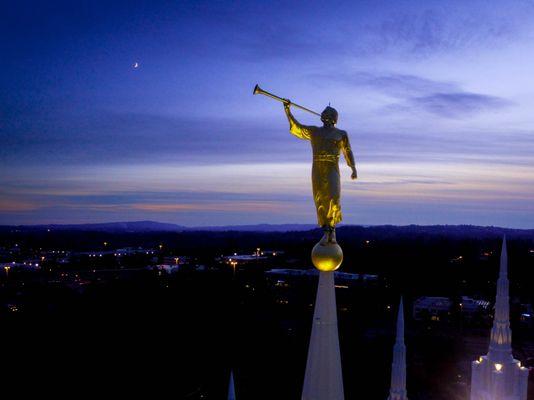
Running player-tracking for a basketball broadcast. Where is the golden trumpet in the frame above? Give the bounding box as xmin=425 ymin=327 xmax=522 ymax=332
xmin=253 ymin=84 xmax=321 ymax=117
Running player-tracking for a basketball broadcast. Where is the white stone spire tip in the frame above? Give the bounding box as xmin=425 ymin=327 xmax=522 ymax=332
xmin=228 ymin=370 xmax=236 ymax=400
xmin=396 ymin=296 xmax=405 ymax=342
xmin=500 ymin=236 xmax=508 ymax=277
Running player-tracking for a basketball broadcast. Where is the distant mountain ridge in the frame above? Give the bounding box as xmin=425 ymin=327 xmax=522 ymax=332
xmin=0 ymin=221 xmax=316 ymax=233
xmin=0 ymin=221 xmax=533 ymax=238
xmin=1 ymin=221 xmax=187 ymax=233
xmin=197 ymin=223 xmax=317 ymax=232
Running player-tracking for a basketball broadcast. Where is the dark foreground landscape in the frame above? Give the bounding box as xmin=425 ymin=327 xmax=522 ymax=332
xmin=0 ymin=223 xmax=533 ymax=399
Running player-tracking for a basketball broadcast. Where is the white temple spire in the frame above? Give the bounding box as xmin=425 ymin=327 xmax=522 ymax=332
xmin=302 ymin=271 xmax=344 ymax=400
xmin=470 ymin=236 xmax=529 ymax=400
xmin=388 ymin=297 xmax=408 ymax=400
xmin=488 ymin=236 xmax=513 ymax=364
xmin=228 ymin=370 xmax=236 ymax=400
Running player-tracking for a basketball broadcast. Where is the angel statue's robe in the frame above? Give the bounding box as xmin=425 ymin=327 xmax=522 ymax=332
xmin=288 ymin=118 xmax=355 ymax=228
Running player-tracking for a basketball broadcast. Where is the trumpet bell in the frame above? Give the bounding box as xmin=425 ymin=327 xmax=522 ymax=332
xmin=253 ymin=84 xmax=262 ymax=95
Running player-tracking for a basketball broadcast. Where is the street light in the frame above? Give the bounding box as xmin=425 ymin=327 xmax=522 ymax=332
xmin=230 ymin=260 xmax=238 ymax=277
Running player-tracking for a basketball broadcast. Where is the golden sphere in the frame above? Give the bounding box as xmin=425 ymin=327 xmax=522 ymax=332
xmin=311 ymin=242 xmax=343 ymax=271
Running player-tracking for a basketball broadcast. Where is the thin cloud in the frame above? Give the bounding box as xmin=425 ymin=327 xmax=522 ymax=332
xmin=0 ymin=199 xmax=39 ymax=212
xmin=225 ymin=5 xmax=522 ymax=61
xmin=358 ymin=73 xmax=457 ymax=97
xmin=132 ymin=201 xmax=292 ymax=213
xmin=409 ymin=92 xmax=512 ymax=117
xmin=313 ymin=71 xmax=513 ymax=118
xmin=364 ymin=8 xmax=517 ymax=57
xmin=0 ymin=110 xmax=307 ymax=165
xmin=313 ymin=71 xmax=457 ymax=97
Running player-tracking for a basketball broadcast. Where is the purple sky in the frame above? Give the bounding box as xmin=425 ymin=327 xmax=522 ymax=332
xmin=1 ymin=0 xmax=534 ymax=227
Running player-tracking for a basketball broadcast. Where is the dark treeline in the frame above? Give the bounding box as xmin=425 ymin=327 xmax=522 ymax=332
xmin=2 ymin=225 xmax=533 ymax=300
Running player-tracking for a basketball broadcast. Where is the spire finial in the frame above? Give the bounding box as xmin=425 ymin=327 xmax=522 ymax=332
xmin=396 ymin=296 xmax=405 ymax=343
xmin=500 ymin=235 xmax=508 ymax=278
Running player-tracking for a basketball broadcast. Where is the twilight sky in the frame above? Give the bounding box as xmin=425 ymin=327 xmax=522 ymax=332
xmin=1 ymin=0 xmax=534 ymax=227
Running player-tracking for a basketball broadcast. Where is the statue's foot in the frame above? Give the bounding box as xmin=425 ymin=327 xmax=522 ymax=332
xmin=319 ymin=226 xmax=330 ymax=246
xmin=320 ymin=226 xmax=337 ymax=245
xmin=328 ymin=229 xmax=337 ymax=244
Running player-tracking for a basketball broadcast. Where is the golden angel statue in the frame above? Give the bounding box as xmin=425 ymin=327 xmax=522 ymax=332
xmin=283 ymin=101 xmax=357 ymax=244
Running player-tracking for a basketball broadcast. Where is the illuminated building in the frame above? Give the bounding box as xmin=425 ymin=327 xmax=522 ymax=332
xmin=412 ymin=296 xmax=451 ymax=322
xmin=413 ymin=296 xmax=490 ymax=322
xmin=470 ymin=237 xmax=529 ymax=400
xmin=265 ymin=268 xmax=378 ymax=283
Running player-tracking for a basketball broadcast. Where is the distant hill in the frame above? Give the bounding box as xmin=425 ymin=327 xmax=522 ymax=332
xmin=194 ymin=223 xmax=317 ymax=232
xmin=0 ymin=221 xmax=533 ymax=238
xmin=0 ymin=220 xmax=188 ymax=233
xmin=336 ymin=224 xmax=534 ymax=240
xmin=0 ymin=221 xmax=316 ymax=233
